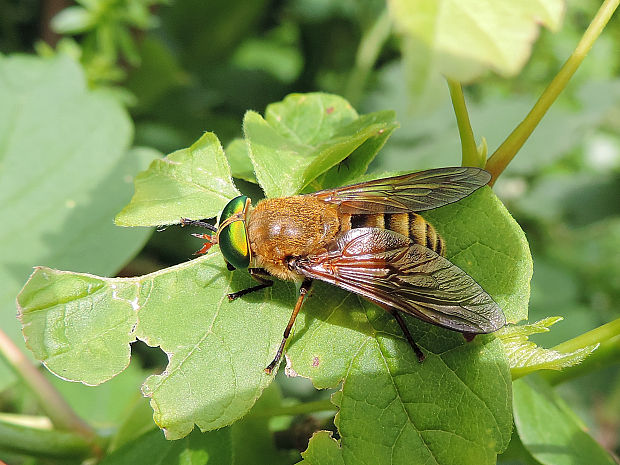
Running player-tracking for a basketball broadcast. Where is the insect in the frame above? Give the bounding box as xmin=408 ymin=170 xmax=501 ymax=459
xmin=182 ymin=167 xmax=506 ymax=374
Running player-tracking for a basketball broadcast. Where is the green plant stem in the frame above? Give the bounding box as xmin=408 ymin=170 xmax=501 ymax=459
xmin=345 ymin=10 xmax=392 ymax=105
xmin=254 ymin=399 xmax=336 ymax=418
xmin=552 ymin=317 xmax=620 ymax=354
xmin=543 ymin=335 xmax=620 ymax=385
xmin=485 ymin=0 xmax=620 ymax=185
xmin=0 ymin=328 xmax=96 ymax=442
xmin=0 ymin=416 xmax=93 ymax=459
xmin=447 ymin=79 xmax=483 ymax=168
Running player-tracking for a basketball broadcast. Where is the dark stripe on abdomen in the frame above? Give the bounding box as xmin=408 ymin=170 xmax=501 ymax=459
xmin=350 ymin=212 xmax=445 ymax=256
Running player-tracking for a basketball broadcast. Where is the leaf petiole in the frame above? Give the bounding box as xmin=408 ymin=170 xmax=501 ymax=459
xmin=447 ymin=79 xmax=484 ymax=168
xmin=0 ymin=329 xmax=97 ymax=446
xmin=485 ymin=0 xmax=620 ymax=185
xmin=542 ymin=318 xmax=620 ymax=385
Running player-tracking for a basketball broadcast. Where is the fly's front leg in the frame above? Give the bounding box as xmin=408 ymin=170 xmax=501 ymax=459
xmin=387 ymin=308 xmax=425 ymax=362
xmin=228 ymin=268 xmax=273 ymax=301
xmin=265 ymin=278 xmax=313 ymax=374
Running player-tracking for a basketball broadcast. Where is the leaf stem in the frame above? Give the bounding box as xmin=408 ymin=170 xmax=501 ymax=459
xmin=253 ymin=399 xmax=336 ymax=418
xmin=543 ymin=335 xmax=620 ymax=385
xmin=447 ymin=79 xmax=483 ymax=168
xmin=345 ymin=9 xmax=392 ymax=105
xmin=485 ymin=0 xmax=620 ymax=185
xmin=0 ymin=415 xmax=93 ymax=459
xmin=552 ymin=317 xmax=620 ymax=354
xmin=0 ymin=328 xmax=97 ymax=443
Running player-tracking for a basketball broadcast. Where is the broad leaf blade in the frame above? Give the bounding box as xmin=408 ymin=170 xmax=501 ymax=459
xmin=387 ymin=0 xmax=564 ymax=109
xmin=389 ymin=0 xmax=564 ymax=99
xmin=244 ymin=93 xmax=397 ymax=197
xmin=513 ymin=376 xmax=616 ymax=465
xmin=0 ymin=54 xmax=153 ymax=388
xmin=115 ymin=132 xmax=239 ymax=226
xmin=289 ymin=186 xmax=528 ymax=464
xmin=18 ymin=255 xmax=297 ymax=439
xmin=291 ymin=286 xmax=512 ymax=465
xmin=424 ymin=187 xmax=531 ymax=323
xmin=225 ymin=138 xmax=257 ymax=183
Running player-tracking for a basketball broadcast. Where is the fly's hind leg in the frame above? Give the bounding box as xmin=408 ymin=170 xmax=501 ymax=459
xmin=228 ymin=268 xmax=273 ymax=301
xmin=387 ymin=308 xmax=425 ymax=362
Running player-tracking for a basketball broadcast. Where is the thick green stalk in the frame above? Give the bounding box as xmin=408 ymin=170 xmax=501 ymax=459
xmin=552 ymin=318 xmax=620 ymax=354
xmin=537 ymin=318 xmax=620 ymax=384
xmin=544 ymin=335 xmax=620 ymax=385
xmin=485 ymin=0 xmax=620 ymax=185
xmin=0 ymin=328 xmax=96 ymax=441
xmin=0 ymin=416 xmax=93 ymax=459
xmin=447 ymin=79 xmax=484 ymax=168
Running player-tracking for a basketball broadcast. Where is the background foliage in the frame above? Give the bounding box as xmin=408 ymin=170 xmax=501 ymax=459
xmin=0 ymin=0 xmax=618 ymax=464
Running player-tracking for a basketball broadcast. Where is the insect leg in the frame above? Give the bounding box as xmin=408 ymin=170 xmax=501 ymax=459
xmin=387 ymin=308 xmax=425 ymax=362
xmin=228 ymin=268 xmax=274 ymax=301
xmin=180 ymin=218 xmax=217 ymax=232
xmin=265 ymin=278 xmax=313 ymax=374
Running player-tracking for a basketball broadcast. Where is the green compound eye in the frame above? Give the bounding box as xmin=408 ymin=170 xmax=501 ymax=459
xmin=218 ymin=195 xmax=250 ymax=269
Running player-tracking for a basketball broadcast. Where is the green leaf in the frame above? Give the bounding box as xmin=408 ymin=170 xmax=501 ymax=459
xmin=18 ymin=94 xmax=530 ymax=458
xmin=513 ymin=376 xmax=616 ymax=465
xmin=115 ymin=132 xmax=239 ymax=226
xmin=497 ymin=429 xmax=543 ymax=465
xmin=289 ymin=284 xmax=512 ymax=465
xmin=0 ymin=54 xmax=153 ymax=389
xmin=289 ymin=186 xmax=529 ymax=464
xmin=244 ymin=93 xmax=398 ymax=197
xmin=47 ymin=360 xmax=148 ymax=428
xmin=232 ymin=22 xmax=303 ymax=83
xmin=17 ymin=257 xmax=296 ymax=439
xmin=99 ymin=427 xmax=232 ymax=465
xmin=300 ymin=431 xmax=345 ymax=465
xmin=497 ymin=317 xmax=599 ymax=379
xmin=388 ymin=0 xmax=564 ymax=103
xmin=307 ymin=111 xmax=399 ymax=191
xmin=225 ymin=138 xmax=257 ymax=183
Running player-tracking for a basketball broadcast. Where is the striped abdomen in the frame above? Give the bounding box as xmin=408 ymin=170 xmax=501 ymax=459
xmin=350 ymin=213 xmax=445 ymax=256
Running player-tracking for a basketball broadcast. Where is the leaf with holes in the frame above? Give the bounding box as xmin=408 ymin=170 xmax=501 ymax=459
xmin=18 ymin=255 xmax=297 ymax=439
xmin=17 ymin=93 xmax=531 ymax=459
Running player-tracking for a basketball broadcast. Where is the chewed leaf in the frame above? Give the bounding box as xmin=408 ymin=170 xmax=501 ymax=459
xmin=115 ymin=132 xmax=239 ymax=226
xmin=244 ymin=93 xmax=398 ymax=198
xmin=18 ymin=257 xmax=297 ymax=439
xmin=497 ymin=317 xmax=599 ymax=378
xmin=18 ymin=93 xmax=532 ymax=456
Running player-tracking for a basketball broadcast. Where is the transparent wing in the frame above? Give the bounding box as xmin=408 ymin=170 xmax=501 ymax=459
xmin=310 ymin=167 xmax=491 ymax=214
xmin=293 ymin=228 xmax=505 ymax=334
